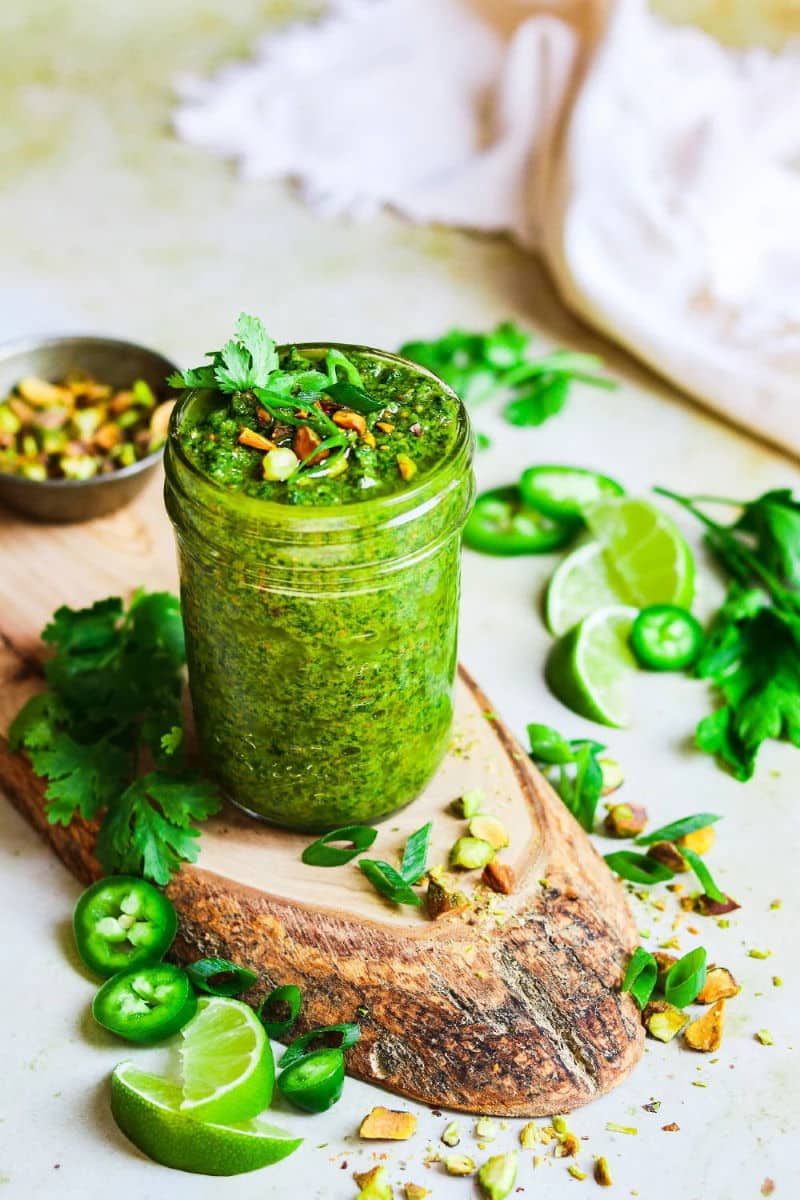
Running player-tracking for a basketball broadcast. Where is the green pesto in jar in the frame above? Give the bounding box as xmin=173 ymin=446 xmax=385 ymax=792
xmin=165 ymin=342 xmax=473 ymax=831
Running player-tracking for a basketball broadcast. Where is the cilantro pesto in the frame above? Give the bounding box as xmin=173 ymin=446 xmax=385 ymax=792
xmin=164 ymin=316 xmax=473 ymax=829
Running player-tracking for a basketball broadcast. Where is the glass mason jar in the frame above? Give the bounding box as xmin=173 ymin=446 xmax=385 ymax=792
xmin=164 ymin=345 xmax=474 ymax=831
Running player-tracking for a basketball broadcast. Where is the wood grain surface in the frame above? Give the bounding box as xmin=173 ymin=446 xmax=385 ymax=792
xmin=0 ymin=473 xmax=644 ymax=1115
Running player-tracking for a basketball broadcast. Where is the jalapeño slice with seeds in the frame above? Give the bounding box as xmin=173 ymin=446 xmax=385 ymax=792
xmin=92 ymin=962 xmax=197 ymax=1044
xmin=463 ymin=485 xmax=577 ymax=556
xmin=73 ymin=876 xmax=178 ymax=977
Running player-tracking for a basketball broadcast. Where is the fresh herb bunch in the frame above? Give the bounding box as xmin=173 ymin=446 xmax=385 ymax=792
xmin=9 ymin=591 xmax=221 ymax=884
xmin=656 ymin=487 xmax=800 ymax=780
xmin=400 ymin=321 xmax=615 ymax=429
xmin=527 ymin=723 xmax=605 ymax=832
xmin=170 ymin=313 xmax=381 ymax=479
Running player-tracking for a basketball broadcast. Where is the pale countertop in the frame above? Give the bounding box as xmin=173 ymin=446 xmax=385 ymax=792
xmin=1 ymin=3 xmax=799 ymax=1199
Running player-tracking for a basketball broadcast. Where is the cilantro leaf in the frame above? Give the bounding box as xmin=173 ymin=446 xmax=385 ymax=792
xmin=173 ymin=314 xmax=280 ymax=396
xmin=95 ymin=771 xmax=222 ymax=885
xmin=735 ymin=489 xmax=800 ymax=591
xmin=8 ymin=691 xmax=66 ymax=752
xmin=28 ymin=733 xmax=130 ymax=825
xmin=214 ymin=337 xmax=255 ymax=393
xmin=236 ymin=312 xmax=278 ymax=381
xmin=400 ymin=322 xmax=615 ymax=429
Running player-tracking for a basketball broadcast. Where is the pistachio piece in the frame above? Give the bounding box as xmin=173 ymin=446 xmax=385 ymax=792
xmin=598 ymin=756 xmax=624 ymax=796
xmin=354 ymin=1165 xmax=392 ymax=1200
xmin=477 ymin=1152 xmax=518 ymax=1200
xmin=694 ymin=893 xmax=740 ymax=917
xmin=554 ymin=1132 xmax=580 ymax=1158
xmin=604 ymin=802 xmax=647 ymax=838
xmin=444 ymin=1154 xmax=476 ymax=1177
xmin=474 ymin=1116 xmax=498 ymax=1142
xmin=594 ymin=1156 xmax=614 ymax=1186
xmin=678 ymin=825 xmax=716 ymax=855
xmin=441 ymin=1121 xmax=460 ymax=1147
xmin=450 ymin=789 xmax=484 ymax=819
xmin=426 ymin=877 xmax=470 ymax=920
xmin=333 ymin=409 xmax=367 ymax=435
xmin=262 ymin=447 xmax=299 ymax=481
xmin=403 ymin=1186 xmax=430 ymax=1200
xmin=238 ymin=426 xmax=277 ymax=451
xmin=646 ymin=841 xmax=687 ymax=872
xmin=519 ymin=1121 xmax=540 ymax=1148
xmin=481 ymin=860 xmax=514 ymax=895
xmin=468 ymin=815 xmax=510 ymax=850
xmin=450 ymin=836 xmax=494 ymax=871
xmin=696 ymin=966 xmax=740 ymax=1004
xmin=644 ymin=1000 xmax=689 ymax=1043
xmin=396 ymin=453 xmax=417 ymax=481
xmin=684 ymin=999 xmax=725 ymax=1052
xmin=359 ymin=1106 xmax=418 ymax=1141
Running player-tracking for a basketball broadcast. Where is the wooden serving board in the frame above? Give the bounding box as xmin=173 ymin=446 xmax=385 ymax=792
xmin=0 ymin=473 xmax=643 ymax=1116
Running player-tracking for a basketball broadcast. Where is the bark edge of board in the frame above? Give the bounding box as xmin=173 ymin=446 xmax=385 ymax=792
xmin=0 ymin=663 xmax=644 ymax=1116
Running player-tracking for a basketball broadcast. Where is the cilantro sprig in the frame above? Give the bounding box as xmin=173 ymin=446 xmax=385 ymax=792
xmin=169 ymin=313 xmax=382 ymax=478
xmin=656 ymin=487 xmax=800 ymax=780
xmin=9 ymin=591 xmax=222 ymax=884
xmin=400 ymin=321 xmax=615 ymax=431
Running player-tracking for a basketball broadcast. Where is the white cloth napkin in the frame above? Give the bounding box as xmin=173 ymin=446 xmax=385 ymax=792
xmin=174 ymin=0 xmax=800 ymax=456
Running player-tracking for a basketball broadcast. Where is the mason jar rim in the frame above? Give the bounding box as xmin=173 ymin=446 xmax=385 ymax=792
xmin=165 ymin=341 xmax=472 ymax=537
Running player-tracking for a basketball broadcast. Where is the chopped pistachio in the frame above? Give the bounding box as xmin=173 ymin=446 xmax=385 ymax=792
xmin=647 ymin=841 xmax=687 ymax=872
xmin=475 ymin=1117 xmax=498 ymax=1141
xmin=450 ymin=836 xmax=494 ymax=871
xmin=755 ymin=1029 xmax=774 ymax=1046
xmin=696 ymin=966 xmax=740 ymax=1004
xmin=554 ymin=1132 xmax=580 ymax=1158
xmin=519 ymin=1122 xmax=540 ymax=1149
xmin=605 ymin=1122 xmax=638 ymax=1135
xmin=598 ymin=756 xmax=624 ymax=796
xmin=477 ymin=1152 xmax=518 ymax=1200
xmin=604 ymin=802 xmax=647 ymax=838
xmin=567 ymin=1165 xmax=587 ymax=1181
xmin=468 ymin=814 xmax=510 ymax=850
xmin=677 ymin=826 xmax=715 ymax=855
xmin=354 ymin=1165 xmax=392 ymax=1200
xmin=262 ymin=447 xmax=299 ymax=481
xmin=684 ymin=999 xmax=725 ymax=1052
xmin=443 ymin=1154 xmax=476 ymax=1177
xmin=441 ymin=1121 xmax=460 ymax=1147
xmin=695 ymin=894 xmax=740 ymax=917
xmin=747 ymin=948 xmax=772 ymax=960
xmin=482 ymin=860 xmax=514 ymax=895
xmin=403 ymin=1186 xmax=429 ymax=1200
xmin=644 ymin=1001 xmax=689 ymax=1043
xmin=551 ymin=1115 xmax=568 ymax=1134
xmin=769 ymin=898 xmax=782 ymax=910
xmin=772 ymin=976 xmax=783 ymax=988
xmin=359 ymin=1107 xmax=417 ymax=1141
xmin=425 ymin=877 xmax=469 ymax=920
xmin=450 ymin=789 xmax=484 ymax=819
xmin=594 ymin=1157 xmax=613 ymax=1187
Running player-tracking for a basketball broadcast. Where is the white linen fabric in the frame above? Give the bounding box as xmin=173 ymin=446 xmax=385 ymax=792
xmin=174 ymin=0 xmax=800 ymax=455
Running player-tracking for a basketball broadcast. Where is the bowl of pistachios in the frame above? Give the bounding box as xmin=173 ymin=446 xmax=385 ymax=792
xmin=0 ymin=334 xmax=178 ymax=522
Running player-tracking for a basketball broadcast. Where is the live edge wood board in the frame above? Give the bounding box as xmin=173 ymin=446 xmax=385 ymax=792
xmin=0 ymin=472 xmax=643 ymax=1116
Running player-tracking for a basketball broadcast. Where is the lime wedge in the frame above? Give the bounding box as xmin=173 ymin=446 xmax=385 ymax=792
xmin=111 ymin=1062 xmax=301 ymax=1176
xmin=545 ymin=541 xmax=624 ymax=635
xmin=584 ymin=497 xmax=694 ymax=609
xmin=179 ymin=997 xmax=274 ymax=1124
xmin=545 ymin=605 xmax=638 ymax=727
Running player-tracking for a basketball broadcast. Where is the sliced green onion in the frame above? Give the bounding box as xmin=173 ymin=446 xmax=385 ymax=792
xmin=185 ymin=957 xmax=258 ymax=997
xmin=400 ymin=821 xmax=432 ymax=884
xmin=325 ymin=380 xmax=383 ymax=414
xmin=620 ymin=947 xmax=658 ymax=1009
xmin=301 ymin=825 xmax=378 ymax=867
xmin=258 ymin=984 xmax=302 ymax=1039
xmin=663 ymin=947 xmax=707 ymax=1007
xmin=280 ymin=1022 xmax=361 ymax=1070
xmin=325 ymin=349 xmax=365 ymax=389
xmin=681 ymin=846 xmax=726 ymax=903
xmin=527 ymin=723 xmax=576 ymax=764
xmin=635 ymin=813 xmax=721 ymax=846
xmin=359 ymin=859 xmax=423 ymax=907
xmin=604 ymin=851 xmax=675 ymax=885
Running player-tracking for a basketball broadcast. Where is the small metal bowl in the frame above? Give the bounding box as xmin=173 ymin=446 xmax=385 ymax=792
xmin=0 ymin=334 xmax=178 ymax=523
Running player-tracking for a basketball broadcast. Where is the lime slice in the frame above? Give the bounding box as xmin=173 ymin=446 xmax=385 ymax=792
xmin=545 ymin=541 xmax=624 ymax=635
xmin=584 ymin=497 xmax=694 ymax=609
xmin=179 ymin=997 xmax=274 ymax=1124
xmin=111 ymin=1062 xmax=301 ymax=1176
xmin=545 ymin=605 xmax=638 ymax=727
